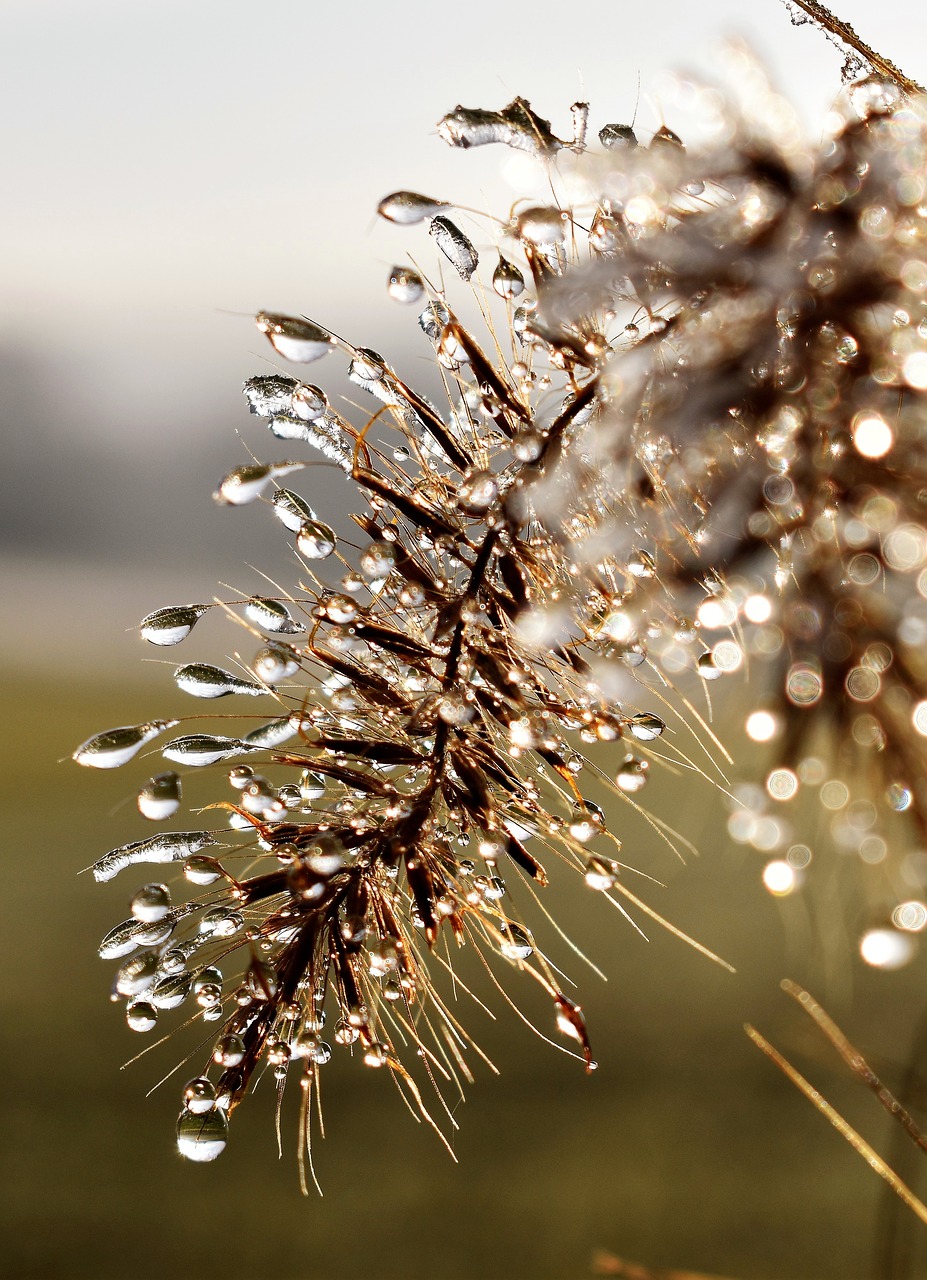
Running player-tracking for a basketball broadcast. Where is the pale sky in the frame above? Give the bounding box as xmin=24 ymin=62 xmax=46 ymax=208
xmin=2 ymin=0 xmax=925 ymax=671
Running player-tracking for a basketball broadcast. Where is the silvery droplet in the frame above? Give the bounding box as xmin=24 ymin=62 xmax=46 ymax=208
xmin=139 ymin=604 xmax=209 ymax=646
xmin=73 ymin=720 xmax=180 ymax=770
xmin=100 ymin=914 xmax=177 ymax=960
xmin=299 ymin=770 xmax=326 ymax=802
xmin=174 ymin=664 xmax=267 ymax=698
xmin=184 ymin=855 xmax=222 ymax=886
xmin=377 ymin=190 xmax=447 ymax=225
xmin=457 ymin=469 xmax=498 ymax=513
xmin=215 ymin=461 xmax=304 ymax=506
xmin=176 ymin=1107 xmax=228 ymax=1162
xmin=417 ymin=303 xmax=450 ymax=350
xmin=492 ymin=256 xmax=525 ymax=299
xmin=387 ymin=266 xmax=425 ymax=304
xmin=429 ymin=216 xmax=478 ymax=281
xmin=126 ymin=1001 xmax=158 ymax=1032
xmin=272 ymin=489 xmax=316 ymax=533
xmin=183 ymin=1077 xmax=217 ymax=1115
xmin=213 ymin=1034 xmax=246 ymax=1067
xmin=255 ymin=311 xmax=335 ymax=363
xmin=92 ymin=830 xmax=220 ymax=883
xmin=137 ymin=772 xmax=182 ymax=821
xmin=242 ymin=373 xmax=297 ymax=418
xmin=515 ymin=206 xmax=567 ymax=245
xmin=162 ymin=735 xmax=264 ymax=767
xmin=499 ymin=922 xmax=534 ymax=961
xmin=599 ymin=123 xmax=637 ymax=150
xmin=244 ymin=597 xmax=305 ymax=635
xmin=697 ymin=651 xmax=722 ymax=680
xmin=244 ymin=716 xmax=299 ymax=749
xmin=116 ymin=952 xmax=159 ymax=997
xmin=130 ymin=883 xmax=172 ymax=923
xmin=628 ymin=712 xmax=665 ymax=741
xmin=359 ymin=541 xmax=396 ymax=578
xmin=292 ymin=384 xmax=328 ymax=421
xmin=252 ymin=644 xmax=301 ymax=683
xmin=297 ymin=520 xmax=336 ymax=560
xmin=151 ymin=972 xmax=194 ymax=1009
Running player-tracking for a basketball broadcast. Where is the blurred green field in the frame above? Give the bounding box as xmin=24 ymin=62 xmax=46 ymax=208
xmin=6 ymin=674 xmax=927 ymax=1280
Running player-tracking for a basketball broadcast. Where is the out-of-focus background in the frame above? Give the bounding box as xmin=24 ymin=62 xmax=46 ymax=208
xmin=5 ymin=3 xmax=927 ymax=1277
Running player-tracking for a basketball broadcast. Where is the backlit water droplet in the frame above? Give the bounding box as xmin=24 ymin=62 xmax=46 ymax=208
xmin=73 ymin=720 xmax=179 ymax=770
xmin=176 ymin=1106 xmax=228 ymax=1162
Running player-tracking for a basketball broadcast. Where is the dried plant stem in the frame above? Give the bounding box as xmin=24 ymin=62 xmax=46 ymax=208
xmin=786 ymin=0 xmax=924 ymax=92
xmin=745 ymin=1024 xmax=927 ymax=1229
xmin=781 ymin=979 xmax=927 ymax=1157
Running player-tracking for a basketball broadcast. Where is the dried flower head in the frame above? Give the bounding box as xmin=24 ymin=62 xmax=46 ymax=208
xmin=76 ymin=14 xmax=927 ymax=1182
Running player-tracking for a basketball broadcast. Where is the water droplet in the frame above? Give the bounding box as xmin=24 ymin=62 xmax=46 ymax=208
xmin=130 ymin=883 xmax=172 ymax=923
xmin=429 ymin=216 xmax=478 ymax=280
xmin=137 ymin=772 xmax=182 ymax=821
xmin=92 ymin=830 xmax=220 ymax=883
xmin=599 ymin=123 xmax=637 ymax=149
xmin=126 ymin=1001 xmax=158 ymax=1032
xmin=213 ymin=1034 xmax=246 ymax=1067
xmin=183 ymin=1077 xmax=217 ymax=1114
xmin=492 ymin=255 xmax=525 ymax=299
xmin=215 ymin=460 xmax=304 ymax=506
xmin=255 ymin=311 xmax=335 ymax=363
xmin=116 ymin=952 xmax=159 ymax=997
xmin=628 ymin=712 xmax=664 ymax=742
xmin=616 ymin=757 xmax=649 ymax=793
xmin=697 ymin=651 xmax=722 ymax=680
xmin=297 ymin=520 xmax=337 ymax=560
xmin=244 ymin=716 xmax=300 ymax=749
xmin=251 ymin=644 xmax=301 ymax=685
xmin=499 ymin=922 xmax=534 ymax=961
xmin=359 ymin=541 xmax=397 ymax=578
xmin=180 ymin=856 xmax=221 ymax=888
xmin=272 ymin=489 xmax=316 ymax=533
xmin=377 ymin=189 xmax=447 ymax=224
xmin=176 ymin=1106 xmax=228 ymax=1162
xmin=363 ymin=1041 xmax=389 ymax=1068
xmin=162 ymin=735 xmax=264 ymax=767
xmin=292 ymin=384 xmax=328 ymax=421
xmin=387 ymin=265 xmax=425 ymax=303
xmin=73 ymin=719 xmax=180 ymax=770
xmin=244 ymin=597 xmax=305 ymax=635
xmin=139 ymin=604 xmax=209 ymax=646
xmin=514 ymin=206 xmax=567 ymax=245
xmin=151 ymin=972 xmax=194 ymax=1009
xmin=457 ymin=469 xmax=498 ymax=513
xmin=174 ymin=663 xmax=267 ymax=698
xmin=584 ymin=855 xmax=619 ymax=891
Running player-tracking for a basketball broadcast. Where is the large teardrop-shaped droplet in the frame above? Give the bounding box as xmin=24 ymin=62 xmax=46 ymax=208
xmin=492 ymin=255 xmax=525 ymax=299
xmin=73 ymin=720 xmax=179 ymax=770
xmin=255 ymin=312 xmax=334 ymax=363
xmin=162 ymin=735 xmax=263 ymax=767
xmin=244 ymin=597 xmax=305 ymax=635
xmin=176 ymin=1106 xmax=229 ymax=1162
xmin=214 ymin=461 xmax=304 ymax=506
xmin=174 ymin=664 xmax=267 ymax=699
xmin=377 ymin=190 xmax=447 ymax=224
xmin=139 ymin=604 xmax=209 ymax=646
